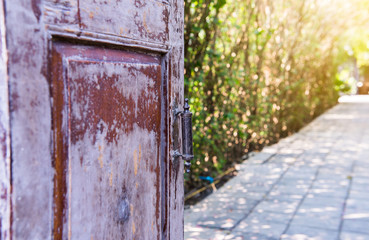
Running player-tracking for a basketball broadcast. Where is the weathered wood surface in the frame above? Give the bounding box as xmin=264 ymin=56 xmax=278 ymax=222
xmin=0 ymin=1 xmax=10 ymax=239
xmin=3 ymin=0 xmax=184 ymax=239
xmin=5 ymin=0 xmax=53 ymax=239
xmin=79 ymin=0 xmax=169 ymax=44
xmin=51 ymin=43 xmax=164 ymax=239
xmin=167 ymin=0 xmax=185 ymax=237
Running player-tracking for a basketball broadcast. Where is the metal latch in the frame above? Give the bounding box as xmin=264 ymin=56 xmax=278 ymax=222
xmin=173 ymin=98 xmax=194 ymax=173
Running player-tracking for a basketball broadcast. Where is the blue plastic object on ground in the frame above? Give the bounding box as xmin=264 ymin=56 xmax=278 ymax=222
xmin=199 ymin=176 xmax=214 ymax=183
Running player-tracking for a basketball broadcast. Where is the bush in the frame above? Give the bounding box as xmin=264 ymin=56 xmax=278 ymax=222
xmin=184 ymin=0 xmax=368 ymax=190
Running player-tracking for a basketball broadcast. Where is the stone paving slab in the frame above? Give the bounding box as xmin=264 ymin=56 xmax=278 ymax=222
xmin=185 ymin=95 xmax=369 ymax=240
xmin=281 ymin=225 xmax=339 ymax=240
xmin=341 ymin=232 xmax=369 ymax=240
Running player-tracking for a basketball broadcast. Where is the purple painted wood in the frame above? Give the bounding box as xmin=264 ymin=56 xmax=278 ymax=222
xmin=2 ymin=0 xmax=184 ymax=239
xmin=0 ymin=1 xmax=10 ymax=239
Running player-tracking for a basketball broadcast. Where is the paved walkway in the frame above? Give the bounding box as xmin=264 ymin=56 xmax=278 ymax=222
xmin=185 ymin=95 xmax=369 ymax=240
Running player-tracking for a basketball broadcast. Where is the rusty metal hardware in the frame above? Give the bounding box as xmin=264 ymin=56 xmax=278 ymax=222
xmin=173 ymin=98 xmax=194 ymax=173
xmin=182 ymin=99 xmax=194 ymax=172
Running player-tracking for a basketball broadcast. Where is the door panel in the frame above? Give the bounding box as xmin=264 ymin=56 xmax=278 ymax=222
xmin=4 ymin=0 xmax=183 ymax=238
xmin=79 ymin=0 xmax=169 ymax=44
xmin=52 ymin=42 xmax=164 ymax=239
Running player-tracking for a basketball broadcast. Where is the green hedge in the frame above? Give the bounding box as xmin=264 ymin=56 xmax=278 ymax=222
xmin=184 ymin=0 xmax=364 ymax=190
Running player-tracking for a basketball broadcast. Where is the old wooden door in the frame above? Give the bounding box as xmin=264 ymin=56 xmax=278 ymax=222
xmin=0 ymin=0 xmax=184 ymax=239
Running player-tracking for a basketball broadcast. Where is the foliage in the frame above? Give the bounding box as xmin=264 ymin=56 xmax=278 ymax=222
xmin=184 ymin=0 xmax=369 ymax=190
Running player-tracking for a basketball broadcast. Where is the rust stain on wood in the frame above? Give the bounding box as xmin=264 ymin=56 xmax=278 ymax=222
xmin=109 ymin=172 xmax=113 ymax=187
xmin=132 ymin=221 xmax=136 ymax=234
xmin=134 ymin=149 xmax=138 ymax=175
xmin=51 ymin=42 xmax=164 ymax=239
xmin=98 ymin=145 xmax=104 ymax=168
xmin=109 ymin=163 xmax=113 ymax=187
xmin=5 ymin=0 xmax=184 ymax=238
xmin=142 ymin=12 xmax=151 ymax=33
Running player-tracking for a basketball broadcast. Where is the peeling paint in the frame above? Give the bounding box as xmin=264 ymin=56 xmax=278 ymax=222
xmin=5 ymin=0 xmax=53 ymax=239
xmin=79 ymin=0 xmax=169 ymax=44
xmin=5 ymin=0 xmax=184 ymax=238
xmin=67 ymin=59 xmax=161 ymax=144
xmin=52 ymin=43 xmax=164 ymax=239
xmin=44 ymin=0 xmax=79 ymax=26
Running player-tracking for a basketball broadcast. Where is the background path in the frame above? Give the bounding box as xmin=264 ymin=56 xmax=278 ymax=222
xmin=185 ymin=95 xmax=369 ymax=240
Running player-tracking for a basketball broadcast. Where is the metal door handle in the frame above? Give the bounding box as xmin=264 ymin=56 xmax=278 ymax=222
xmin=173 ymin=98 xmax=194 ymax=173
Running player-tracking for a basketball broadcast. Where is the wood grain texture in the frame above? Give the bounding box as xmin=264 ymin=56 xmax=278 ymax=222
xmin=4 ymin=0 xmax=184 ymax=238
xmin=51 ymin=43 xmax=164 ymax=239
xmin=44 ymin=0 xmax=79 ymax=29
xmin=5 ymin=0 xmax=53 ymax=239
xmin=167 ymin=0 xmax=185 ymax=238
xmin=79 ymin=0 xmax=169 ymax=45
xmin=0 ymin=0 xmax=10 ymax=239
